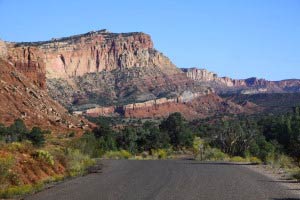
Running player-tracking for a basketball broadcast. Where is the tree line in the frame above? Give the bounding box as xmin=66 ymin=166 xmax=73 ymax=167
xmin=195 ymin=107 xmax=300 ymax=165
xmin=73 ymin=112 xmax=194 ymax=157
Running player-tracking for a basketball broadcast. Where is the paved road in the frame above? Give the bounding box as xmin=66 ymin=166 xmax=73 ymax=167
xmin=26 ymin=160 xmax=299 ymax=200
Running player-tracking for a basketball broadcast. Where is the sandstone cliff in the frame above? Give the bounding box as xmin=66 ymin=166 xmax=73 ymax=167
xmin=6 ymin=30 xmax=180 ymax=80
xmin=2 ymin=30 xmax=198 ymax=110
xmin=5 ymin=43 xmax=46 ymax=89
xmin=1 ymin=30 xmax=258 ymax=120
xmin=0 ymin=58 xmax=90 ymax=131
xmin=80 ymin=93 xmax=257 ymax=120
xmin=182 ymin=68 xmax=300 ymax=94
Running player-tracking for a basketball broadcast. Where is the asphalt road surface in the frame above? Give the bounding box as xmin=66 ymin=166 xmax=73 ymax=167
xmin=26 ymin=160 xmax=300 ymax=200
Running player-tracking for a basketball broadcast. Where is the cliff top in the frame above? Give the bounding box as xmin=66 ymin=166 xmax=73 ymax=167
xmin=10 ymin=29 xmax=148 ymax=47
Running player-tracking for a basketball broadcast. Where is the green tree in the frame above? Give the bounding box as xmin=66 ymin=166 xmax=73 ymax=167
xmin=249 ymin=135 xmax=275 ymax=162
xmin=27 ymin=127 xmax=46 ymax=146
xmin=137 ymin=121 xmax=170 ymax=152
xmin=93 ymin=121 xmax=117 ymax=151
xmin=213 ymin=120 xmax=257 ymax=156
xmin=7 ymin=118 xmax=28 ymax=142
xmin=117 ymin=127 xmax=137 ymax=153
xmin=160 ymin=112 xmax=193 ymax=148
xmin=69 ymin=132 xmax=101 ymax=157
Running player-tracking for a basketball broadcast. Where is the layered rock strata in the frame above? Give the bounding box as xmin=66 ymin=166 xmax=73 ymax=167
xmin=182 ymin=68 xmax=300 ymax=94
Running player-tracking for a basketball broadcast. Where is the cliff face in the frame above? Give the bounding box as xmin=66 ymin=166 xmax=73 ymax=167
xmin=0 ymin=58 xmax=90 ymax=131
xmin=8 ymin=30 xmax=179 ymax=80
xmin=182 ymin=68 xmax=300 ymax=94
xmin=5 ymin=43 xmax=46 ymax=89
xmin=3 ymin=30 xmax=193 ymax=110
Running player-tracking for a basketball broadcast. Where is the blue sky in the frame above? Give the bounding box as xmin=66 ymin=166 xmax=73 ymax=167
xmin=0 ymin=0 xmax=299 ymax=80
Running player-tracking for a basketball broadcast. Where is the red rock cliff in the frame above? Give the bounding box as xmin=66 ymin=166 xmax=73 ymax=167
xmin=5 ymin=30 xmax=179 ymax=81
xmin=182 ymin=68 xmax=300 ymax=93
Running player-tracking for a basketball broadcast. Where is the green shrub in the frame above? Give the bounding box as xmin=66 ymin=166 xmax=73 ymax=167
xmin=7 ymin=118 xmax=28 ymax=142
xmin=202 ymin=148 xmax=229 ymax=161
xmin=230 ymin=156 xmax=247 ymax=162
xmin=68 ymin=133 xmax=102 ymax=158
xmin=32 ymin=150 xmax=55 ymax=166
xmin=27 ymin=127 xmax=46 ymax=147
xmin=273 ymin=154 xmax=294 ymax=169
xmin=192 ymin=137 xmax=204 ymax=157
xmin=249 ymin=156 xmax=262 ymax=164
xmin=0 ymin=182 xmax=43 ymax=198
xmin=50 ymin=148 xmax=68 ymax=167
xmin=119 ymin=150 xmax=132 ymax=159
xmin=7 ymin=141 xmax=33 ymax=153
xmin=151 ymin=149 xmax=168 ymax=159
xmin=103 ymin=150 xmax=132 ymax=159
xmin=65 ymin=149 xmax=95 ymax=177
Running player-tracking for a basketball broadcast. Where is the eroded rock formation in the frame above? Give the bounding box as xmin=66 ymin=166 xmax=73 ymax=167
xmin=0 ymin=58 xmax=90 ymax=131
xmin=182 ymin=68 xmax=300 ymax=94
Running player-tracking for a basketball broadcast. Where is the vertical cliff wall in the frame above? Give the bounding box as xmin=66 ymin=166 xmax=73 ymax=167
xmin=5 ymin=30 xmax=180 ymax=81
xmin=5 ymin=43 xmax=46 ymax=88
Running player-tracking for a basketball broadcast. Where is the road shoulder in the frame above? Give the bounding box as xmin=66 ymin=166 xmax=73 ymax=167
xmin=244 ymin=164 xmax=300 ymax=196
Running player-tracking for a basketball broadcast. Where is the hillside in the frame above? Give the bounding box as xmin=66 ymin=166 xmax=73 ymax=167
xmin=0 ymin=58 xmax=90 ymax=131
xmin=221 ymin=93 xmax=300 ymax=114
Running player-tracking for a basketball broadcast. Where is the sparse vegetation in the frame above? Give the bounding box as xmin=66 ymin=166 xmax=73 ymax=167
xmin=0 ymin=154 xmax=14 ymax=187
xmin=151 ymin=149 xmax=168 ymax=159
xmin=0 ymin=182 xmax=44 ymax=198
xmin=33 ymin=150 xmax=55 ymax=166
xmin=0 ymin=119 xmax=96 ymax=198
xmin=65 ymin=149 xmax=95 ymax=177
xmin=103 ymin=150 xmax=132 ymax=159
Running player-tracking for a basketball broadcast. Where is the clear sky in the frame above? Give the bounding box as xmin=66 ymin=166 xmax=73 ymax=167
xmin=0 ymin=0 xmax=299 ymax=80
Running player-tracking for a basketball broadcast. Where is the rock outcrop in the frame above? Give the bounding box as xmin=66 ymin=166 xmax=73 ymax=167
xmin=78 ymin=91 xmax=258 ymax=120
xmin=0 ymin=58 xmax=90 ymax=131
xmin=122 ymin=94 xmax=256 ymax=120
xmin=182 ymin=68 xmax=300 ymax=94
xmin=5 ymin=43 xmax=46 ymax=89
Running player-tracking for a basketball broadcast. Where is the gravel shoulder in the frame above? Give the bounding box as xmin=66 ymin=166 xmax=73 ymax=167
xmin=245 ymin=163 xmax=300 ymax=196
